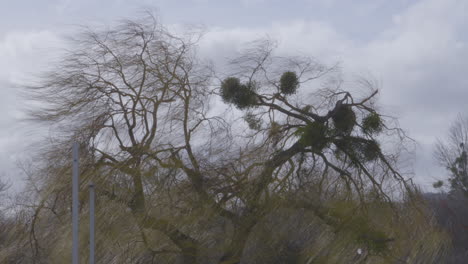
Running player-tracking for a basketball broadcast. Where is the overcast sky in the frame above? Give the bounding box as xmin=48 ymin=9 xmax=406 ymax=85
xmin=1 ymin=0 xmax=467 ymax=192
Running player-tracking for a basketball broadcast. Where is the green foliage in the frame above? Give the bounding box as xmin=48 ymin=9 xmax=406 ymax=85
xmin=435 ymin=117 xmax=468 ymax=196
xmin=327 ymin=201 xmax=391 ymax=255
xmin=220 ymin=77 xmax=257 ymax=109
xmin=355 ymin=224 xmax=390 ymax=254
xmin=326 ymin=201 xmax=355 ymax=224
xmin=361 ymin=140 xmax=381 ymax=161
xmin=279 ymin=71 xmax=299 ymax=95
xmin=332 ymin=106 xmax=356 ymax=134
xmin=362 ymin=112 xmax=383 ymax=134
xmin=444 ymin=146 xmax=468 ymax=195
xmin=296 ymin=122 xmax=329 ymax=150
xmin=333 ymin=137 xmax=381 ymax=163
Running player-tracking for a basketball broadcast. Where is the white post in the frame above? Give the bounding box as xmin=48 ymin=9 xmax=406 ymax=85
xmin=89 ymin=182 xmax=95 ymax=264
xmin=72 ymin=142 xmax=79 ymax=264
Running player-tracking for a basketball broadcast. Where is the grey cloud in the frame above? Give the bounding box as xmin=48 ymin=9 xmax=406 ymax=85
xmin=0 ymin=0 xmax=466 ymax=191
xmin=196 ymin=0 xmax=468 ymax=189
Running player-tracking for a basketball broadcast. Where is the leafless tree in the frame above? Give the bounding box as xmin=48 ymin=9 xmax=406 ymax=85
xmin=434 ymin=115 xmax=468 ymax=195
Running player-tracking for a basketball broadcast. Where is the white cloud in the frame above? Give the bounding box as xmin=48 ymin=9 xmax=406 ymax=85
xmin=54 ymin=0 xmax=73 ymax=14
xmin=0 ymin=30 xmax=63 ymax=191
xmin=0 ymin=30 xmax=62 ymax=83
xmin=199 ymin=19 xmax=353 ymax=67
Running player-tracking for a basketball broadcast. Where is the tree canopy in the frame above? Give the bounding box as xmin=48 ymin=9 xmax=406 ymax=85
xmin=0 ymin=14 xmax=451 ymax=264
xmin=435 ymin=115 xmax=468 ymax=196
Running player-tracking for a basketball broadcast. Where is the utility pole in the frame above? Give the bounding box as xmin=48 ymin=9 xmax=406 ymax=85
xmin=72 ymin=142 xmax=79 ymax=264
xmin=89 ymin=182 xmax=95 ymax=264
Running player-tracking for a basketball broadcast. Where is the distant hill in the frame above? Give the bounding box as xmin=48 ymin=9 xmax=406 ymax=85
xmin=423 ymin=192 xmax=468 ymax=263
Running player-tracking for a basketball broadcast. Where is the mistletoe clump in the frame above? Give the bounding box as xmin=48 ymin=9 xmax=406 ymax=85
xmin=362 ymin=112 xmax=383 ymax=134
xmin=360 ymin=140 xmax=381 ymax=161
xmin=296 ymin=122 xmax=329 ymax=150
xmin=221 ymin=77 xmax=257 ymax=109
xmin=333 ymin=137 xmax=381 ymax=163
xmin=332 ymin=106 xmax=356 ymax=134
xmin=244 ymin=113 xmax=262 ymax=130
xmin=279 ymin=71 xmax=299 ymax=95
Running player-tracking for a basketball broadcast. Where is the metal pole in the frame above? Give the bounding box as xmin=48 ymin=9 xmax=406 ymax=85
xmin=89 ymin=182 xmax=95 ymax=264
xmin=72 ymin=142 xmax=79 ymax=264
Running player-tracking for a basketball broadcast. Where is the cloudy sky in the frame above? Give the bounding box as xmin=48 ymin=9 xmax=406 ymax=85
xmin=1 ymin=0 xmax=467 ymax=191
